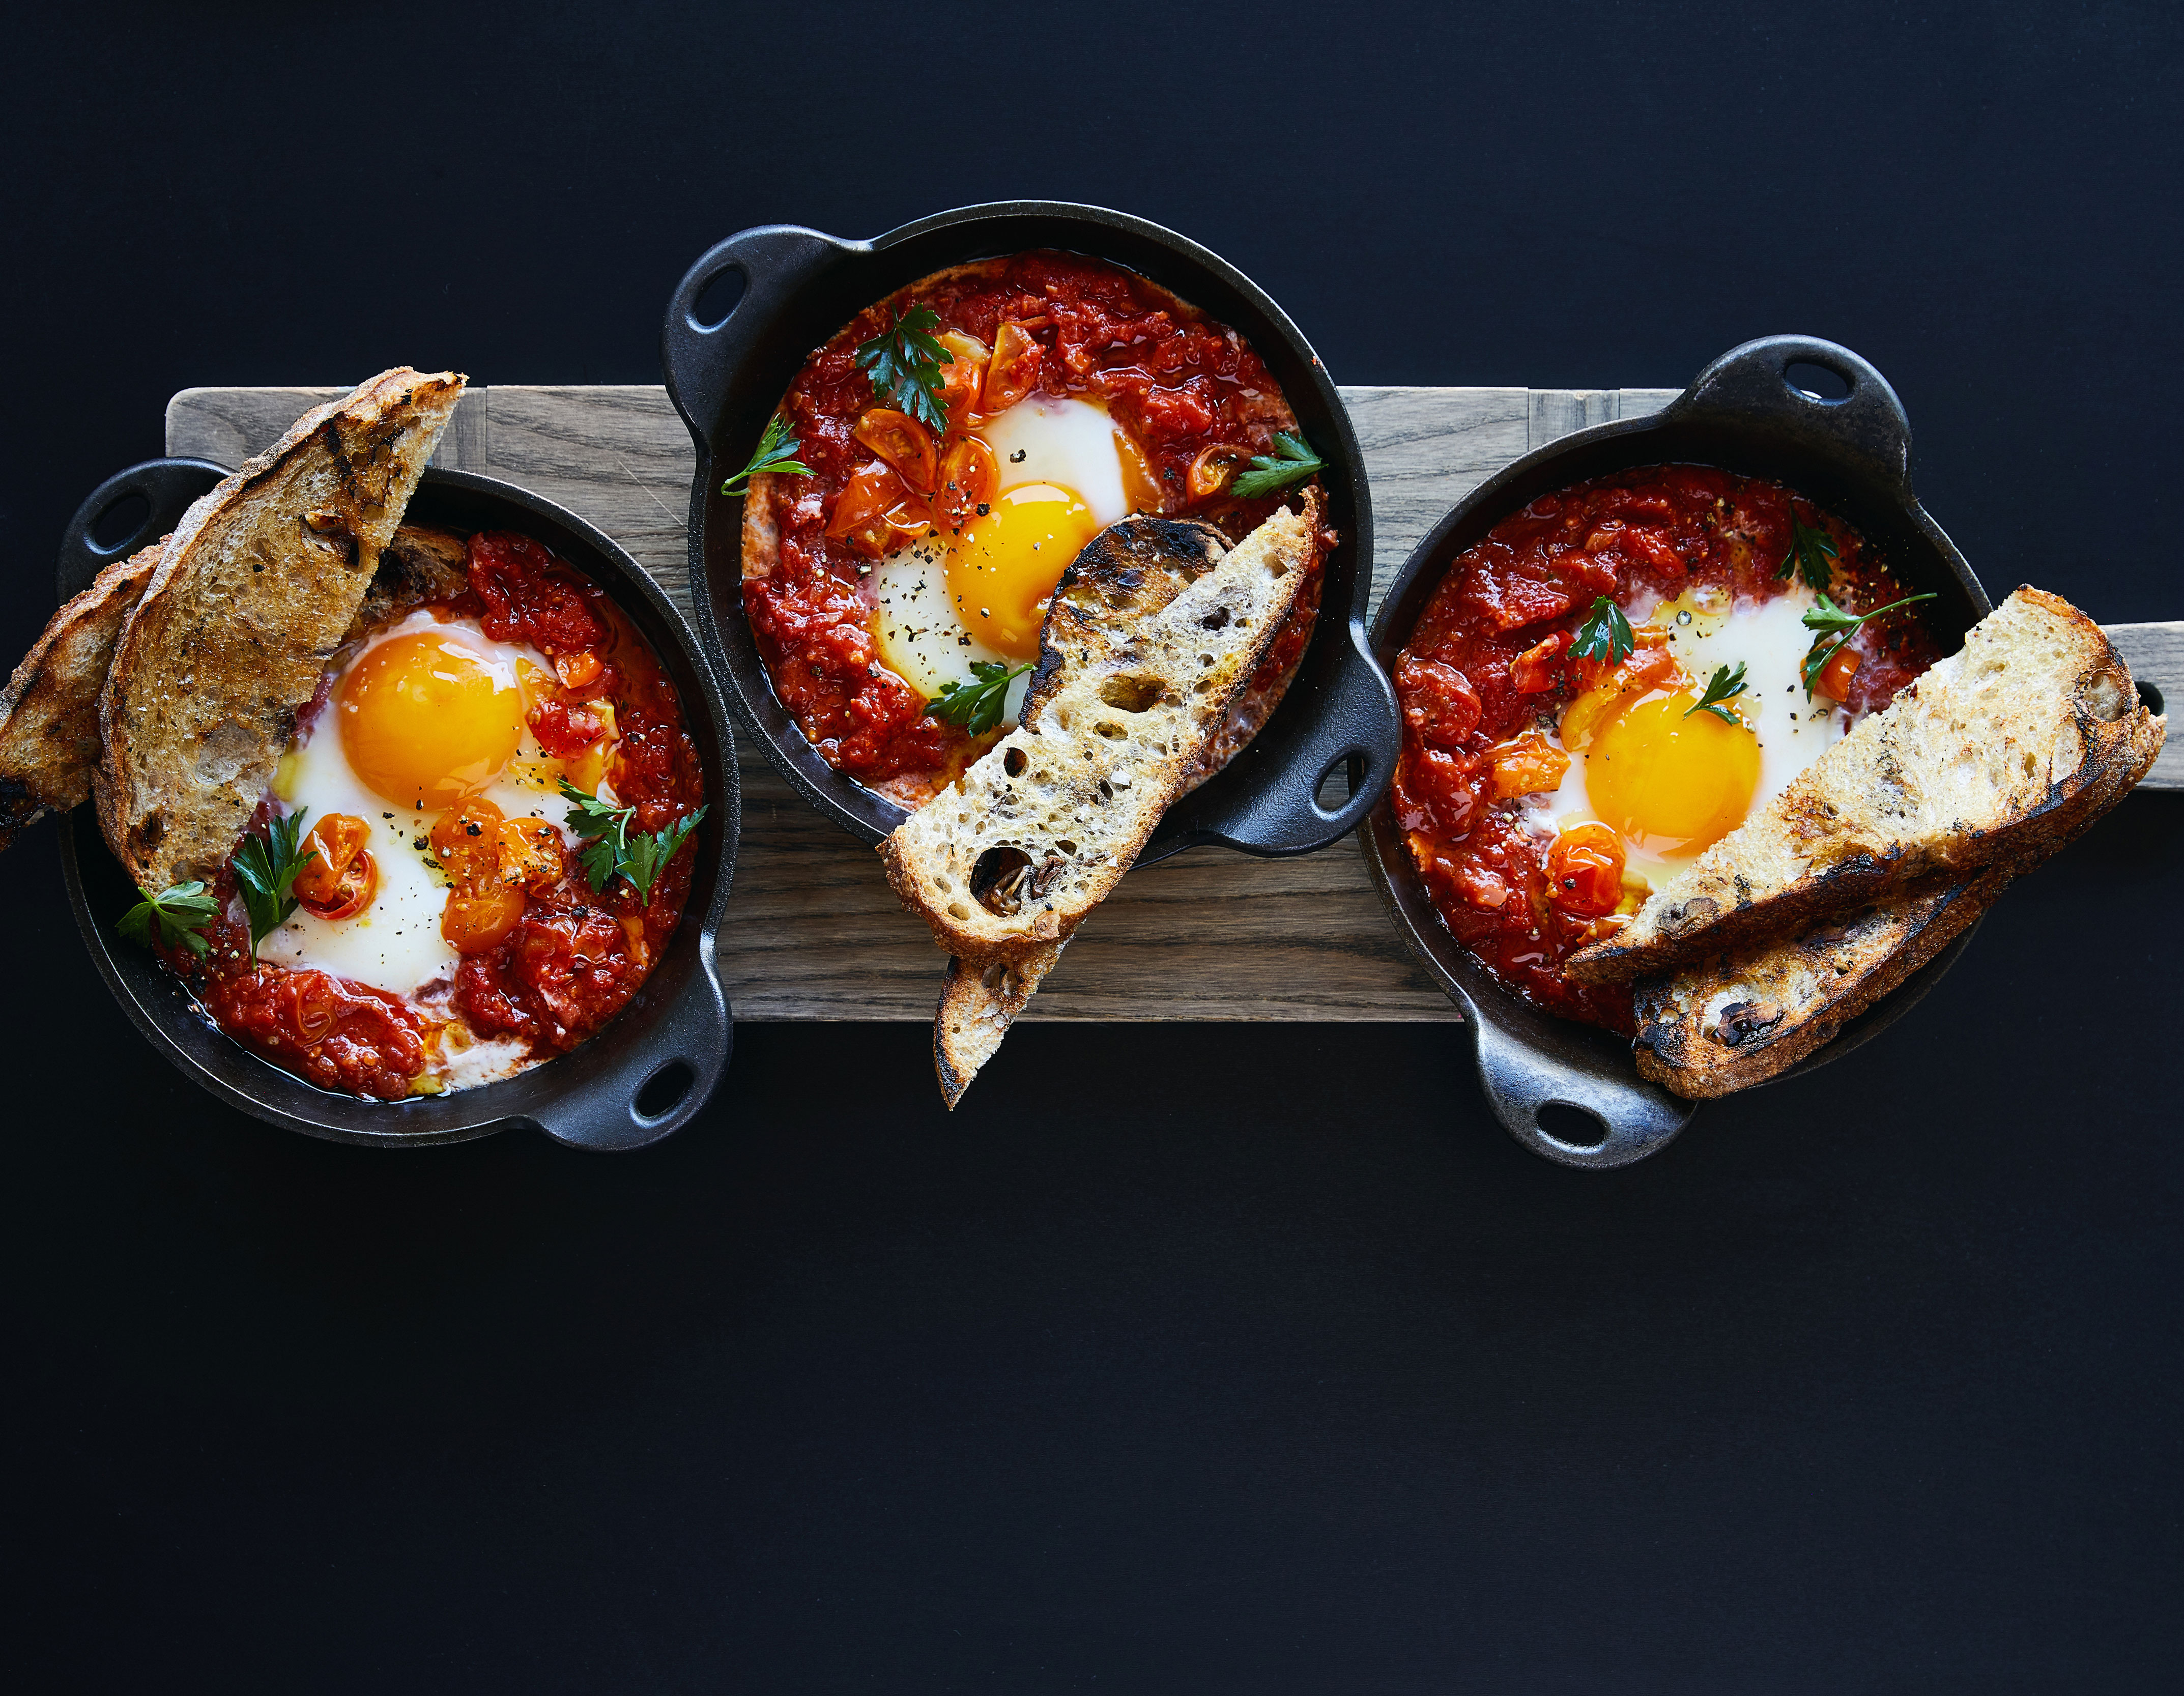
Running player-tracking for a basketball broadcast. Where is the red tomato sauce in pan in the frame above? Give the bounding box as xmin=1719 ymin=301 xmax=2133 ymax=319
xmin=163 ymin=531 xmax=704 ymax=1100
xmin=1390 ymin=465 xmax=1941 ymax=1032
xmin=741 ymin=250 xmax=1329 ymax=800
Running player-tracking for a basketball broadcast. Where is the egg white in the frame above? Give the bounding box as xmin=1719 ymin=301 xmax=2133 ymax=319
xmin=261 ymin=613 xmax=586 ymax=997
xmin=1530 ymin=582 xmax=1848 ymax=891
xmin=868 ymin=396 xmax=1134 ymax=721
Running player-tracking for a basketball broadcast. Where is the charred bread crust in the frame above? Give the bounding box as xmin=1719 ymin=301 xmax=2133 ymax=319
xmin=1570 ymin=587 xmax=2167 ymax=984
xmin=1630 ymin=867 xmax=2010 ymax=1098
xmin=880 ymin=497 xmax=1317 ymax=967
xmin=95 ymin=368 xmax=463 ymax=889
xmin=0 ymin=539 xmax=166 ymax=849
xmin=933 ymin=941 xmax=1066 ymax=1109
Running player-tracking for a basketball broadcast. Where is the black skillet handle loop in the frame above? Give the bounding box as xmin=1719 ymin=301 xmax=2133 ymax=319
xmin=1464 ymin=992 xmax=1694 ymax=1170
xmin=660 ymin=224 xmax=854 ymax=451
xmin=1200 ymin=622 xmax=1402 ymax=855
xmin=1671 ymin=334 xmax=1917 ymax=499
xmin=526 ymin=953 xmax=732 ymax=1153
xmin=55 ymin=457 xmax=226 ymax=602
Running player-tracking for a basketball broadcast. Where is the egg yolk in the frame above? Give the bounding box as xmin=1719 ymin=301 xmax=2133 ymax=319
xmin=337 ymin=631 xmax=526 ymax=811
xmin=1583 ymin=691 xmax=1760 ymax=855
xmin=943 ymin=482 xmax=1099 ymax=660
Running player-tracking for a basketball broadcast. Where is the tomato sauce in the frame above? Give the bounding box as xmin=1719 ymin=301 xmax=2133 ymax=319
xmin=744 ymin=250 xmax=1329 ymax=800
xmin=158 ymin=530 xmax=704 ymax=1101
xmin=1390 ymin=465 xmax=1941 ymax=1032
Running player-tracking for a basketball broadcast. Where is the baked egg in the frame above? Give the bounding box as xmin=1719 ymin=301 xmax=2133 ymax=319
xmin=1524 ymin=581 xmax=1849 ymax=895
xmin=257 ymin=610 xmax=593 ymax=997
xmin=868 ymin=389 xmax=1159 ymax=724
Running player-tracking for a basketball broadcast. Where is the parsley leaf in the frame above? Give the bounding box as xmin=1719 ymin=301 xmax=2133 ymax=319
xmin=116 ymin=880 xmax=219 ymax=957
xmin=1777 ymin=504 xmax=1840 ymax=591
xmin=1798 ymin=590 xmax=1937 ymax=696
xmin=232 ymin=809 xmax=310 ymax=953
xmin=854 ymin=304 xmax=953 ymax=432
xmin=1228 ymin=432 xmax=1326 ymax=500
xmin=618 ymin=811 xmax=705 ymax=901
xmin=557 ymin=780 xmax=707 ymax=904
xmin=1569 ymin=595 xmax=1635 ymax=667
xmin=924 ymin=660 xmax=1032 ymax=737
xmin=721 ymin=412 xmax=812 ymax=498
xmin=1684 ymin=661 xmax=1749 ymax=724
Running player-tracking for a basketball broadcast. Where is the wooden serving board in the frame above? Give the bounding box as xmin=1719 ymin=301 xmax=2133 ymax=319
xmin=165 ymin=385 xmax=2179 ymax=1022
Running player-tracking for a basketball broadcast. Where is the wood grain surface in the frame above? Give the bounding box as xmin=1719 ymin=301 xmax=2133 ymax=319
xmin=166 ymin=383 xmax=2177 ymax=1022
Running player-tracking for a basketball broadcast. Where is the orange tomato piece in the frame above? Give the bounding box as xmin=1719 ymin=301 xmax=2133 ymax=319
xmin=1485 ymin=729 xmax=1571 ymax=800
xmin=1186 ymin=445 xmax=1247 ymax=502
xmin=932 ymin=435 xmax=999 ymax=529
xmin=1545 ymin=822 xmax=1626 ymax=915
xmin=852 ymin=407 xmax=938 ymax=494
xmin=826 ymin=462 xmax=913 ymax=558
xmin=982 ymin=322 xmax=1041 ymax=413
xmin=935 ymin=331 xmax=990 ymax=434
xmin=552 ymin=648 xmax=604 ymax=691
xmin=496 ymin=817 xmax=566 ymax=894
xmin=1815 ymin=643 xmax=1861 ymax=701
xmin=442 ymin=886 xmax=527 ymax=955
xmin=1510 ymin=631 xmax=1572 ymax=694
xmin=294 ymin=813 xmax=371 ymax=905
xmin=430 ymin=797 xmax=507 ymax=886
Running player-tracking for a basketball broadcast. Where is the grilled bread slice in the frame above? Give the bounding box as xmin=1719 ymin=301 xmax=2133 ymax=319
xmin=1568 ymin=587 xmax=2165 ymax=984
xmin=0 ymin=539 xmax=167 ymax=850
xmin=880 ymin=496 xmax=1317 ymax=966
xmin=933 ymin=941 xmax=1067 ymax=1109
xmin=97 ymin=368 xmax=463 ymax=889
xmin=1629 ymin=869 xmax=2009 ymax=1098
xmin=0 ymin=522 xmax=473 ymax=859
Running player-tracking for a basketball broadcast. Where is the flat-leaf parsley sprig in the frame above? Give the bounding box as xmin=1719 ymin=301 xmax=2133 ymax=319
xmin=1684 ymin=662 xmax=1749 ymax=724
xmin=855 ymin=304 xmax=954 ymax=432
xmin=721 ymin=413 xmax=811 ymax=498
xmin=233 ymin=809 xmax=311 ymax=953
xmin=1569 ymin=594 xmax=1635 ymax=668
xmin=557 ymin=780 xmax=708 ymax=903
xmin=1229 ymin=432 xmax=1326 ymax=500
xmin=116 ymin=881 xmax=219 ymax=957
xmin=925 ymin=660 xmax=1032 ymax=737
xmin=1798 ymin=589 xmax=1937 ymax=696
xmin=1777 ymin=504 xmax=1840 ymax=592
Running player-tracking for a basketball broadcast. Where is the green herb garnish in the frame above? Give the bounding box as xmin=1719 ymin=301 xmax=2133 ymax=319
xmin=1798 ymin=590 xmax=1938 ymax=696
xmin=1569 ymin=595 xmax=1635 ymax=667
xmin=1777 ymin=505 xmax=1840 ymax=591
xmin=854 ymin=304 xmax=953 ymax=432
xmin=557 ymin=780 xmax=707 ymax=903
xmin=1228 ymin=431 xmax=1326 ymax=500
xmin=721 ymin=413 xmax=811 ymax=497
xmin=232 ymin=809 xmax=311 ymax=953
xmin=116 ymin=880 xmax=219 ymax=957
xmin=1684 ymin=661 xmax=1749 ymax=724
xmin=924 ymin=660 xmax=1032 ymax=737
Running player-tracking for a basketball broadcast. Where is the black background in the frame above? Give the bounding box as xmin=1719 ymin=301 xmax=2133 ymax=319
xmin=5 ymin=3 xmax=2180 ymax=1689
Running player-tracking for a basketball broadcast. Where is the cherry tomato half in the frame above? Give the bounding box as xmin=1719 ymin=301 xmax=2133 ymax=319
xmin=982 ymin=322 xmax=1041 ymax=413
xmin=852 ymin=408 xmax=938 ymax=495
xmin=1545 ymin=822 xmax=1626 ymax=916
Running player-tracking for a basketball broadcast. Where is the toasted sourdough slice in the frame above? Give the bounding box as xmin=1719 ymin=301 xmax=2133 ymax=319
xmin=881 ymin=495 xmax=1318 ymax=966
xmin=0 ymin=522 xmax=472 ymax=860
xmin=934 ymin=941 xmax=1067 ymax=1109
xmin=1630 ymin=868 xmax=2010 ymax=1098
xmin=1567 ymin=587 xmax=2165 ymax=984
xmin=97 ymin=368 xmax=464 ymax=888
xmin=0 ymin=539 xmax=168 ymax=850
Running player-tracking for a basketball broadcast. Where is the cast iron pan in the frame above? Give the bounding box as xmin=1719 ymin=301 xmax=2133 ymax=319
xmin=1363 ymin=336 xmax=1993 ymax=1170
xmin=659 ymin=200 xmax=1399 ymax=861
xmin=55 ymin=459 xmax=737 ymax=1151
